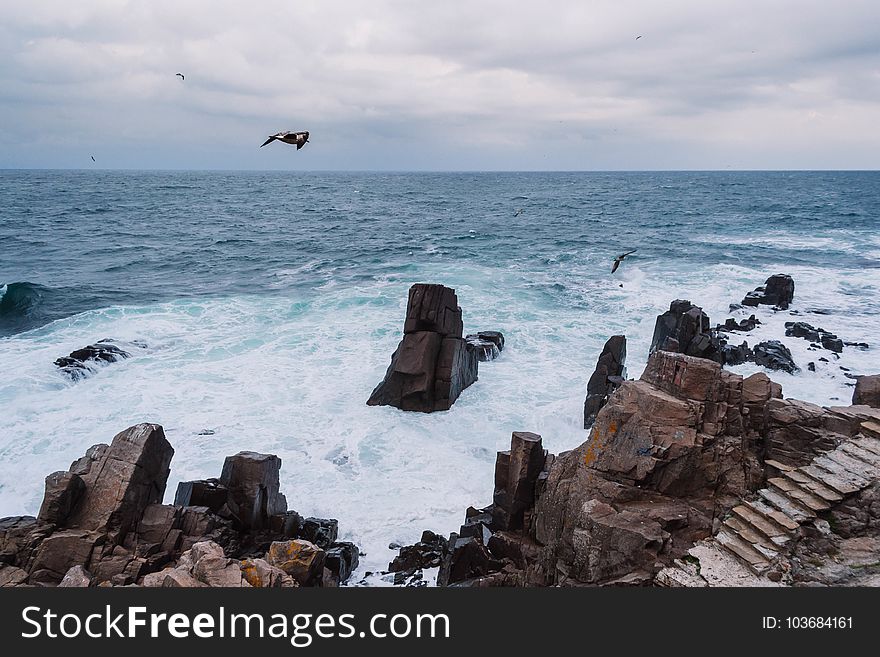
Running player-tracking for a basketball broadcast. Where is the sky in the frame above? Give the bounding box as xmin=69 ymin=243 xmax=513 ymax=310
xmin=0 ymin=0 xmax=879 ymax=170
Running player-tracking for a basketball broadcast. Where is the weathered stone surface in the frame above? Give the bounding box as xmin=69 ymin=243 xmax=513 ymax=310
xmin=437 ymin=535 xmax=493 ymax=586
xmin=266 ymin=539 xmax=325 ymax=586
xmin=28 ymin=530 xmax=103 ymax=585
xmin=240 ymin=557 xmax=296 ymax=588
xmin=173 ymin=479 xmax=228 ymax=512
xmin=37 ymin=471 xmax=86 ymax=526
xmin=753 ymin=340 xmax=799 ymax=374
xmin=492 ymin=432 xmax=546 ymax=531
xmin=853 ymin=375 xmax=880 ymax=408
xmin=0 ymin=517 xmax=53 ymax=569
xmin=297 ymin=517 xmax=338 ymax=549
xmin=65 ymin=423 xmax=174 ymax=541
xmin=324 ymin=542 xmax=359 ymax=585
xmin=58 ymin=565 xmax=92 ymax=587
xmin=742 ymin=274 xmax=795 ymax=309
xmin=584 ymin=335 xmax=626 ymax=428
xmin=54 ymin=340 xmax=132 ymax=380
xmin=368 ymin=284 xmax=482 ymax=412
xmin=465 ymin=331 xmax=505 ymax=361
xmin=219 ymin=452 xmax=287 ymax=531
xmin=388 ymin=530 xmax=448 ymax=573
xmin=0 ymin=566 xmax=28 ymax=587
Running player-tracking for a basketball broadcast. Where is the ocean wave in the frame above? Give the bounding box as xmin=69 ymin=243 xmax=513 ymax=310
xmin=0 ymin=281 xmax=54 ymax=321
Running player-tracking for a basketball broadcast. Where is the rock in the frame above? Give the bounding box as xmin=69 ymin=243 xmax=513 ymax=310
xmin=853 ymin=375 xmax=880 ymax=408
xmin=717 ymin=315 xmax=760 ymax=332
xmin=58 ymin=565 xmax=92 ymax=587
xmin=388 ymin=530 xmax=448 ymax=573
xmin=219 ymin=452 xmax=287 ymax=531
xmin=465 ymin=331 xmax=505 ymax=361
xmin=491 ymin=432 xmax=547 ymax=531
xmin=785 ymin=321 xmax=844 ymax=353
xmin=53 ymin=340 xmax=133 ymax=380
xmin=0 ymin=565 xmax=28 ymax=587
xmin=821 ymin=335 xmax=844 ymax=353
xmin=28 ymin=529 xmax=104 ymax=585
xmin=649 ymin=300 xmax=729 ymax=364
xmin=173 ymin=479 xmax=228 ymax=513
xmin=297 ymin=517 xmax=338 ymax=549
xmin=368 ymin=284 xmax=480 ymax=412
xmin=721 ymin=341 xmax=753 ymax=366
xmin=437 ymin=534 xmax=494 ymax=586
xmin=64 ymin=424 xmax=174 ymax=543
xmin=324 ymin=542 xmax=359 ymax=585
xmin=37 ymin=471 xmax=85 ymax=525
xmin=753 ymin=340 xmax=799 ymax=374
xmin=742 ymin=274 xmax=795 ymax=309
xmin=0 ymin=516 xmax=53 ymax=569
xmin=583 ymin=335 xmax=626 ymax=428
xmin=266 ymin=539 xmax=325 ymax=586
xmin=240 ymin=557 xmax=295 ymax=588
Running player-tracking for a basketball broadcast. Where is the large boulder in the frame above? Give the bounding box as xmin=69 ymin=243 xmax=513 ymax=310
xmin=649 ymin=300 xmax=726 ymax=363
xmin=53 ymin=339 xmax=143 ymax=381
xmin=465 ymin=331 xmax=505 ymax=362
xmin=368 ymin=284 xmax=480 ymax=412
xmin=584 ymin=335 xmax=626 ymax=427
xmin=219 ymin=452 xmax=288 ymax=531
xmin=753 ymin=340 xmax=799 ymax=374
xmin=742 ymin=274 xmax=795 ymax=310
xmin=853 ymin=375 xmax=880 ymax=408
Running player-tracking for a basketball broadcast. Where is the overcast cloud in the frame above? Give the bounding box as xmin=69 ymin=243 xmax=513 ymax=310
xmin=1 ymin=0 xmax=878 ymax=170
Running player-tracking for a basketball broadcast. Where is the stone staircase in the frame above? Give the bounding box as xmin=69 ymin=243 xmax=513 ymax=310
xmin=657 ymin=420 xmax=880 ymax=586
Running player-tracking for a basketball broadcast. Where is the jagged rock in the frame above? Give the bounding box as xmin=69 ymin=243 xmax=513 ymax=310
xmin=240 ymin=557 xmax=296 ymax=588
xmin=28 ymin=529 xmax=104 ymax=585
xmin=173 ymin=479 xmax=228 ymax=513
xmin=0 ymin=516 xmax=53 ymax=569
xmin=584 ymin=335 xmax=626 ymax=428
xmin=491 ymin=432 xmax=547 ymax=531
xmin=297 ymin=517 xmax=338 ymax=549
xmin=437 ymin=534 xmax=495 ymax=586
xmin=853 ymin=375 xmax=880 ymax=408
xmin=219 ymin=452 xmax=287 ymax=531
xmin=324 ymin=542 xmax=359 ymax=585
xmin=753 ymin=340 xmax=799 ymax=374
xmin=742 ymin=274 xmax=795 ymax=310
xmin=717 ymin=315 xmax=760 ymax=332
xmin=785 ymin=321 xmax=844 ymax=353
xmin=368 ymin=284 xmax=480 ymax=412
xmin=0 ymin=565 xmax=28 ymax=587
xmin=53 ymin=340 xmax=136 ymax=380
xmin=58 ymin=565 xmax=92 ymax=587
xmin=388 ymin=530 xmax=448 ymax=573
xmin=721 ymin=341 xmax=753 ymax=366
xmin=266 ymin=539 xmax=325 ymax=586
xmin=37 ymin=471 xmax=85 ymax=525
xmin=465 ymin=331 xmax=505 ymax=361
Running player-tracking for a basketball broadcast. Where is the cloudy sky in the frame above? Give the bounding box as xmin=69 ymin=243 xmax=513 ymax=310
xmin=1 ymin=0 xmax=878 ymax=170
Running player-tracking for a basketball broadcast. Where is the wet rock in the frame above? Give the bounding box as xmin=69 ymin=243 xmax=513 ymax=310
xmin=219 ymin=452 xmax=287 ymax=531
xmin=742 ymin=274 xmax=795 ymax=310
xmin=53 ymin=340 xmax=136 ymax=380
xmin=717 ymin=315 xmax=760 ymax=332
xmin=297 ymin=517 xmax=338 ymax=549
xmin=584 ymin=335 xmax=626 ymax=428
xmin=368 ymin=284 xmax=480 ymax=412
xmin=785 ymin=321 xmax=844 ymax=353
xmin=388 ymin=530 xmax=448 ymax=573
xmin=853 ymin=375 xmax=880 ymax=408
xmin=324 ymin=542 xmax=360 ymax=585
xmin=37 ymin=471 xmax=85 ymax=525
xmin=267 ymin=539 xmax=325 ymax=586
xmin=721 ymin=341 xmax=753 ymax=366
xmin=465 ymin=331 xmax=505 ymax=361
xmin=753 ymin=340 xmax=799 ymax=374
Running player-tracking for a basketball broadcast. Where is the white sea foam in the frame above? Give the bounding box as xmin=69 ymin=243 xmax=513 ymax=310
xmin=0 ymin=259 xmax=878 ymax=582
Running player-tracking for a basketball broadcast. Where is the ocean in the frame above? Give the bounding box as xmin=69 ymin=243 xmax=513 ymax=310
xmin=1 ymin=170 xmax=879 ymax=578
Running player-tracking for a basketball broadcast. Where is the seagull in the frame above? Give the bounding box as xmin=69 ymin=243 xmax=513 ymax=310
xmin=175 ymin=73 xmax=185 ymax=81
xmin=635 ymin=35 xmax=642 ymax=40
xmin=611 ymin=249 xmax=637 ymax=273
xmin=260 ymin=131 xmax=310 ymax=150
xmin=514 ymin=208 xmax=524 ymax=217
xmin=90 ymin=155 xmax=95 ymax=162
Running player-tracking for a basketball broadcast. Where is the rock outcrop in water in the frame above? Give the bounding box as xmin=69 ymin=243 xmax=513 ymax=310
xmin=785 ymin=321 xmax=844 ymax=353
xmin=54 ymin=339 xmax=146 ymax=381
xmin=853 ymin=375 xmax=880 ymax=408
xmin=0 ymin=423 xmax=359 ymax=587
xmin=742 ymin=274 xmax=795 ymax=310
xmin=465 ymin=331 xmax=505 ymax=362
xmin=583 ymin=335 xmax=626 ymax=428
xmin=367 ymin=284 xmax=502 ymax=412
xmin=392 ymin=349 xmax=880 ymax=587
xmin=753 ymin=340 xmax=800 ymax=374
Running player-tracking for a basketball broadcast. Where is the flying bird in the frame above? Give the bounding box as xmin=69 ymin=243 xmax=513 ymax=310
xmin=175 ymin=73 xmax=185 ymax=81
xmin=611 ymin=249 xmax=637 ymax=274
xmin=90 ymin=155 xmax=95 ymax=162
xmin=260 ymin=131 xmax=310 ymax=150
xmin=635 ymin=35 xmax=642 ymax=40
xmin=514 ymin=208 xmax=524 ymax=217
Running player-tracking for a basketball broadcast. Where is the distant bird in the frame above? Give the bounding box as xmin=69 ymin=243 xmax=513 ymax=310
xmin=611 ymin=249 xmax=637 ymax=274
xmin=90 ymin=155 xmax=95 ymax=162
xmin=175 ymin=73 xmax=185 ymax=81
xmin=260 ymin=131 xmax=310 ymax=150
xmin=635 ymin=35 xmax=642 ymax=40
xmin=514 ymin=208 xmax=524 ymax=217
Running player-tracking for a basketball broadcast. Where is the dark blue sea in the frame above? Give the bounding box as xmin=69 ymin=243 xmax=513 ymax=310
xmin=1 ymin=170 xmax=879 ymax=577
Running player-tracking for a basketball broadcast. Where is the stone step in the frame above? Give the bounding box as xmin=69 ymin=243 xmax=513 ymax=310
xmin=840 ymin=441 xmax=880 ymax=468
xmin=860 ymin=421 xmax=880 ymax=441
xmin=816 ymin=451 xmax=875 ymax=485
xmin=853 ymin=434 xmax=880 ymax=457
xmin=765 ymin=459 xmax=793 ymax=474
xmin=800 ymin=464 xmax=862 ymax=496
xmin=780 ymin=468 xmax=843 ymax=503
xmin=767 ymin=478 xmax=830 ymax=513
xmin=716 ymin=529 xmax=771 ymax=574
xmin=758 ymin=487 xmax=814 ymax=522
xmin=655 ymin=565 xmax=707 ymax=588
xmin=723 ymin=516 xmax=780 ymax=557
xmin=731 ymin=505 xmax=793 ymax=545
xmin=745 ymin=499 xmax=800 ymax=532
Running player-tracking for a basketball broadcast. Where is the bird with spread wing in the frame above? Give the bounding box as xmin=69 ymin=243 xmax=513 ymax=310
xmin=260 ymin=131 xmax=310 ymax=150
xmin=611 ymin=249 xmax=637 ymax=273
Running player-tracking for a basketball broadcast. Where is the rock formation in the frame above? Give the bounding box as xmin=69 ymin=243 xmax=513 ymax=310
xmin=742 ymin=274 xmax=795 ymax=310
xmin=753 ymin=340 xmax=799 ymax=374
xmin=583 ymin=335 xmax=626 ymax=428
xmin=853 ymin=375 xmax=880 ymax=408
xmin=785 ymin=321 xmax=844 ymax=353
xmin=649 ymin=299 xmax=750 ymax=366
xmin=391 ymin=349 xmax=880 ymax=588
xmin=367 ymin=284 xmax=502 ymax=412
xmin=465 ymin=331 xmax=505 ymax=362
xmin=54 ymin=339 xmax=145 ymax=380
xmin=0 ymin=424 xmax=360 ymax=587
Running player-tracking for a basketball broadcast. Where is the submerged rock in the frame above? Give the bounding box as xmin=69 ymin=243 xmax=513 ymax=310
xmin=54 ymin=339 xmax=143 ymax=380
xmin=465 ymin=331 xmax=505 ymax=361
xmin=584 ymin=335 xmax=626 ymax=428
xmin=785 ymin=321 xmax=844 ymax=353
xmin=367 ymin=284 xmax=481 ymax=412
xmin=753 ymin=340 xmax=799 ymax=374
xmin=742 ymin=274 xmax=795 ymax=310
